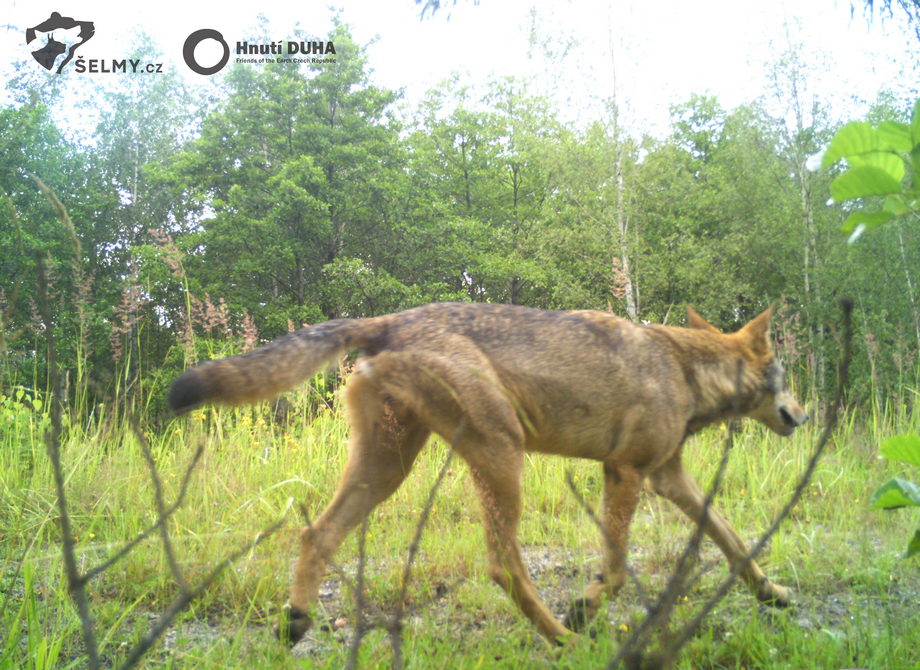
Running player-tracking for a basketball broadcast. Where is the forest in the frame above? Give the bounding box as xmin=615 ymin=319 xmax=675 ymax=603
xmin=1 ymin=9 xmax=919 ymax=670
xmin=1 ymin=21 xmax=917 ymax=412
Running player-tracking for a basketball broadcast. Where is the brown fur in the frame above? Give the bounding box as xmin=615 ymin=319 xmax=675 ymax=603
xmin=169 ymin=302 xmax=808 ymax=644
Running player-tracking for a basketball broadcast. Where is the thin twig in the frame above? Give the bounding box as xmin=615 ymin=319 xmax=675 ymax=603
xmin=117 ymin=517 xmax=283 ymax=670
xmin=130 ymin=417 xmax=190 ymax=594
xmin=563 ymin=470 xmax=654 ymax=612
xmin=345 ymin=513 xmax=372 ymax=670
xmin=389 ymin=428 xmax=461 ymax=669
xmin=36 ymin=252 xmax=101 ymax=669
xmin=81 ymin=442 xmax=205 ymax=583
xmin=297 ymin=504 xmax=360 ymax=605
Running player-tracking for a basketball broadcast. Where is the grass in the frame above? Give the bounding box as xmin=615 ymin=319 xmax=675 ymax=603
xmin=1 ymin=386 xmax=918 ymax=669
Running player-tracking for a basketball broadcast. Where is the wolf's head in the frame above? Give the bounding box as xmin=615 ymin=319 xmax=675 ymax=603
xmin=687 ymin=305 xmax=809 ymax=437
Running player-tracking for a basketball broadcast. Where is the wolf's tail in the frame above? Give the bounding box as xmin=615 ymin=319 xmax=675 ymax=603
xmin=168 ymin=317 xmax=383 ymax=413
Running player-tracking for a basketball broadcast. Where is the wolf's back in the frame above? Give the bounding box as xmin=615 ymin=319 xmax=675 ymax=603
xmin=168 ymin=318 xmax=379 ymax=413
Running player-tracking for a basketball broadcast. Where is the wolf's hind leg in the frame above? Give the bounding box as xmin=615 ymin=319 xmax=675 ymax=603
xmin=278 ymin=370 xmax=429 ymax=645
xmin=371 ymin=345 xmax=574 ymax=643
xmin=461 ymin=435 xmax=574 ymax=643
xmin=352 ymin=344 xmax=577 ymax=643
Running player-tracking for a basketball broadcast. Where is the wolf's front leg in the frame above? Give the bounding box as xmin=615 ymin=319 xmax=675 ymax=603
xmin=648 ymin=454 xmax=790 ymax=608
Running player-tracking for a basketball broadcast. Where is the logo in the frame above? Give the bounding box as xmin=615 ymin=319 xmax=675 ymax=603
xmin=26 ymin=12 xmax=95 ymax=74
xmin=183 ymin=29 xmax=230 ymax=75
xmin=181 ymin=30 xmax=337 ymax=75
xmin=25 ymin=12 xmax=163 ymax=75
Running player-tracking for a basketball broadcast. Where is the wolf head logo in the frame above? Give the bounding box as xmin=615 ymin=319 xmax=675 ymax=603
xmin=26 ymin=12 xmax=95 ymax=74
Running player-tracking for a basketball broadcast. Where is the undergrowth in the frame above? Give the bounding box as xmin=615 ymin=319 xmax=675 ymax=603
xmin=1 ymin=385 xmax=918 ymax=669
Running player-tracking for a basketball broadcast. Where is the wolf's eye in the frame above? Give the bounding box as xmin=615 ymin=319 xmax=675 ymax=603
xmin=765 ymin=359 xmax=785 ymax=393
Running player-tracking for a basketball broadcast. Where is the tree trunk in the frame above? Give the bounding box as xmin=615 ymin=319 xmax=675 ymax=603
xmin=616 ymin=148 xmax=638 ymax=322
xmin=800 ymin=173 xmax=822 ymax=392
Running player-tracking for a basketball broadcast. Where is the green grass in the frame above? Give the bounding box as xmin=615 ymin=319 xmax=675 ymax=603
xmin=1 ymin=388 xmax=918 ymax=669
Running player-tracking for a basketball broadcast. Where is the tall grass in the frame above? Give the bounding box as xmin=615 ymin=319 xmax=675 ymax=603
xmin=1 ymin=377 xmax=918 ymax=668
xmin=4 ymin=170 xmax=916 ymax=669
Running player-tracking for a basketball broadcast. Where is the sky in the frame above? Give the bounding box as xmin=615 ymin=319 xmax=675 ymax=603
xmin=2 ymin=0 xmax=918 ymax=137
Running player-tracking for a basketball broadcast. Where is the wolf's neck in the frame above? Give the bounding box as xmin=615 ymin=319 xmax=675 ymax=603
xmin=654 ymin=326 xmax=759 ymax=434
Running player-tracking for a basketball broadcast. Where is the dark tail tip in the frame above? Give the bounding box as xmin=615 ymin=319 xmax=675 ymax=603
xmin=168 ymin=370 xmax=207 ymax=414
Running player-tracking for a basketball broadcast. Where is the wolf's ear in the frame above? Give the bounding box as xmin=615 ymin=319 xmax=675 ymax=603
xmin=739 ymin=304 xmax=774 ymax=354
xmin=686 ymin=306 xmax=720 ymax=333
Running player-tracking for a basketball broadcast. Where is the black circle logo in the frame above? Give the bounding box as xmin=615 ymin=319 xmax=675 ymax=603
xmin=183 ymin=29 xmax=229 ymax=75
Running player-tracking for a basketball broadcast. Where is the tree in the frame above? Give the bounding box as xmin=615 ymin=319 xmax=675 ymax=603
xmin=405 ymin=77 xmax=559 ymax=305
xmin=853 ymin=0 xmax=920 ymax=40
xmin=0 ymin=87 xmax=96 ymax=396
xmin=155 ymin=23 xmax=408 ymax=332
xmin=766 ymin=40 xmax=839 ymax=392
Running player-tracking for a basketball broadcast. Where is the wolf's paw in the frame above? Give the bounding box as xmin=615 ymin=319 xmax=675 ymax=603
xmin=756 ymin=581 xmax=790 ymax=608
xmin=563 ymin=597 xmax=598 ymax=633
xmin=276 ymin=604 xmax=312 ymax=646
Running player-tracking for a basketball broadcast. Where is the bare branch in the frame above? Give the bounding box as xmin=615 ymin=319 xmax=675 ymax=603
xmin=130 ymin=417 xmax=190 ymax=595
xmin=389 ymin=437 xmax=459 ymax=669
xmin=296 ymin=503 xmax=360 ymax=604
xmin=35 ymin=252 xmax=101 ymax=669
xmin=344 ymin=514 xmax=372 ymax=670
xmin=563 ymin=470 xmax=653 ymax=612
xmin=81 ymin=442 xmax=205 ymax=583
xmin=117 ymin=517 xmax=283 ymax=670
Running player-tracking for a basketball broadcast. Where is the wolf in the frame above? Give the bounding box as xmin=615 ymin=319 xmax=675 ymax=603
xmin=168 ymin=302 xmax=808 ymax=644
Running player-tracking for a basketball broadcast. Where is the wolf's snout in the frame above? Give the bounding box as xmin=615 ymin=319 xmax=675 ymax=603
xmin=779 ymin=407 xmax=794 ymax=427
xmin=779 ymin=400 xmax=808 ymax=428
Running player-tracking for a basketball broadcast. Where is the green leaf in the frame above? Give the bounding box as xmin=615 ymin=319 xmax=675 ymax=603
xmin=830 ymin=166 xmax=903 ymax=202
xmin=907 ymin=529 xmax=920 ymax=558
xmin=883 ymin=194 xmax=910 ymax=216
xmin=877 ymin=121 xmax=912 ymax=153
xmin=871 ymin=478 xmax=920 ymax=509
xmin=842 ymin=211 xmax=894 ymax=239
xmin=880 ymin=434 xmax=920 ymax=466
xmin=913 ymin=146 xmax=920 ymax=189
xmin=912 ymin=98 xmax=920 ymax=146
xmin=822 ymin=121 xmax=878 ymax=169
xmin=846 ymin=152 xmax=905 ymax=183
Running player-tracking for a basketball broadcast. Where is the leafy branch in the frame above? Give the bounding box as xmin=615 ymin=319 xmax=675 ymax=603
xmin=817 ymin=97 xmax=920 ymax=559
xmin=816 ymin=98 xmax=920 ymax=243
xmin=870 ymin=435 xmax=920 ymax=557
